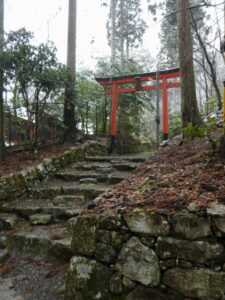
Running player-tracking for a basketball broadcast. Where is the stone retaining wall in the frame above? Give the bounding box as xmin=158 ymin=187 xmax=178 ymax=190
xmin=0 ymin=140 xmax=107 ymax=202
xmin=65 ymin=207 xmax=225 ymax=300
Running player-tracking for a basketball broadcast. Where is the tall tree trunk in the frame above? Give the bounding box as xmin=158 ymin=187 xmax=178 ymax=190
xmin=64 ymin=0 xmax=76 ymax=142
xmin=176 ymin=0 xmax=202 ymax=128
xmin=120 ymin=0 xmax=124 ymax=70
xmin=34 ymin=89 xmax=40 ymax=153
xmin=12 ymin=82 xmax=18 ymax=117
xmin=110 ymin=0 xmax=116 ymax=71
xmin=125 ymin=1 xmax=130 ymax=59
xmin=0 ymin=0 xmax=4 ymax=160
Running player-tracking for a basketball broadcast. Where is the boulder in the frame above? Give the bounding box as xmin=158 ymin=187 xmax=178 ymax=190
xmin=67 ymin=217 xmax=78 ymax=233
xmin=0 ymin=235 xmax=7 ymax=249
xmin=212 ymin=216 xmax=225 ymax=234
xmin=49 ymin=237 xmax=73 ymax=262
xmin=71 ymin=215 xmax=100 ymax=256
xmin=125 ymin=286 xmax=167 ymax=300
xmin=0 ymin=249 xmax=9 ymax=265
xmin=187 ymin=203 xmax=200 ymax=213
xmin=115 ymin=236 xmax=160 ymax=286
xmin=65 ymin=256 xmax=110 ymax=300
xmin=95 ymin=242 xmax=117 ymax=264
xmin=156 ymin=237 xmax=225 ymax=266
xmin=124 ymin=212 xmax=170 ymax=236
xmin=122 ymin=277 xmax=136 ymax=293
xmin=109 ymin=273 xmax=123 ymax=294
xmin=172 ymin=214 xmax=212 ymax=240
xmin=97 ymin=230 xmax=111 ymax=244
xmin=0 ymin=213 xmax=18 ymax=231
xmin=111 ymin=231 xmax=127 ymax=250
xmin=163 ymin=267 xmax=225 ymax=299
xmin=207 ymin=205 xmax=225 ymax=216
xmin=207 ymin=205 xmax=225 ymax=236
xmin=100 ymin=214 xmax=123 ymax=230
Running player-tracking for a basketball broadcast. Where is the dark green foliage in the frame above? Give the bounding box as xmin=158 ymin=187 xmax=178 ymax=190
xmin=0 ymin=28 xmax=67 ymax=146
xmin=183 ymin=117 xmax=220 ymax=152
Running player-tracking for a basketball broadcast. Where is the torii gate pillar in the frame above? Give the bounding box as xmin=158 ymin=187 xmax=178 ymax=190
xmin=110 ymin=83 xmax=118 ymax=153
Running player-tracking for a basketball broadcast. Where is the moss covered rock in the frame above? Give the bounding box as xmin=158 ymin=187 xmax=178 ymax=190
xmin=163 ymin=267 xmax=225 ymax=299
xmin=125 ymin=286 xmax=167 ymax=300
xmin=124 ymin=212 xmax=170 ymax=236
xmin=65 ymin=256 xmax=110 ymax=300
xmin=156 ymin=237 xmax=225 ymax=266
xmin=71 ymin=215 xmax=100 ymax=256
xmin=172 ymin=213 xmax=212 ymax=240
xmin=115 ymin=236 xmax=160 ymax=286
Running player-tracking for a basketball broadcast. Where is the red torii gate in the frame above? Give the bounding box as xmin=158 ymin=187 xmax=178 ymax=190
xmin=95 ymin=67 xmax=180 ymax=152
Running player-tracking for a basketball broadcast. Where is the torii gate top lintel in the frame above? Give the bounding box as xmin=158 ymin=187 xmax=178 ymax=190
xmin=95 ymin=67 xmax=180 ymax=153
xmin=95 ymin=67 xmax=180 ymax=85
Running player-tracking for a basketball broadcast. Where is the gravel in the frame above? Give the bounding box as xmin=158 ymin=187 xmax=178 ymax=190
xmin=0 ymin=253 xmax=66 ymax=300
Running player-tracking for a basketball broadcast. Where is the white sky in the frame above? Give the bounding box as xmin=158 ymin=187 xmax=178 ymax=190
xmin=4 ymin=0 xmax=224 ymax=71
xmin=4 ymin=0 xmax=160 ymax=70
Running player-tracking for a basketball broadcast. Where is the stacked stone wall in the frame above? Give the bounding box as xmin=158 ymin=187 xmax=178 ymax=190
xmin=65 ymin=208 xmax=225 ymax=300
xmin=0 ymin=141 xmax=107 ymax=202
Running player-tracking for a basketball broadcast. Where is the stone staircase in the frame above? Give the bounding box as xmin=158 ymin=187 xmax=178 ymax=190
xmin=0 ymin=154 xmax=149 ymax=279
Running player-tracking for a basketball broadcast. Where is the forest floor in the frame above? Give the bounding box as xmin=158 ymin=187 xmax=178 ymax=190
xmin=1 ymin=135 xmax=225 ymax=299
xmin=87 ymin=134 xmax=225 ymax=215
xmin=1 ymin=135 xmax=225 ymax=213
xmin=0 ymin=143 xmax=75 ymax=178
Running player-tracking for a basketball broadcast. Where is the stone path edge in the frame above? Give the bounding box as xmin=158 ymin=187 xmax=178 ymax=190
xmin=0 ymin=140 xmax=107 ymax=202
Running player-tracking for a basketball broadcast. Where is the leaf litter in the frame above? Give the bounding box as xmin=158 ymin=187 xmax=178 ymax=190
xmin=86 ymin=137 xmax=225 ymax=214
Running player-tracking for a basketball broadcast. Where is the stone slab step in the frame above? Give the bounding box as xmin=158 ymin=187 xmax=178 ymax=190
xmin=53 ymin=195 xmax=86 ymax=206
xmin=1 ymin=203 xmax=84 ymax=220
xmin=42 ymin=206 xmax=84 ymax=218
xmin=55 ymin=170 xmax=128 ymax=184
xmin=6 ymin=225 xmax=73 ymax=262
xmin=79 ymin=178 xmax=97 ymax=184
xmin=30 ymin=184 xmax=112 ymax=200
xmin=70 ymin=162 xmax=112 ymax=171
xmin=30 ymin=213 xmax=54 ymax=225
xmin=85 ymin=155 xmax=149 ymax=163
xmin=111 ymin=161 xmax=139 ymax=171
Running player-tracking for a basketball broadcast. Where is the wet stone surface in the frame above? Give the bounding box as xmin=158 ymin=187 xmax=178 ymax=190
xmin=0 ymin=254 xmax=66 ymax=300
xmin=0 ymin=151 xmax=149 ymax=300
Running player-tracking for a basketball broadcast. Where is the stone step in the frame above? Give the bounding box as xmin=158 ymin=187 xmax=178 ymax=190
xmin=55 ymin=170 xmax=98 ymax=181
xmin=29 ymin=184 xmax=112 ymax=200
xmin=55 ymin=170 xmax=128 ymax=184
xmin=71 ymin=162 xmax=112 ymax=171
xmin=6 ymin=225 xmax=73 ymax=262
xmin=1 ymin=199 xmax=85 ymax=220
xmin=79 ymin=178 xmax=98 ymax=184
xmin=29 ymin=213 xmax=54 ymax=225
xmin=53 ymin=195 xmax=86 ymax=206
xmin=111 ymin=161 xmax=139 ymax=171
xmin=85 ymin=155 xmax=149 ymax=163
xmin=42 ymin=206 xmax=84 ymax=218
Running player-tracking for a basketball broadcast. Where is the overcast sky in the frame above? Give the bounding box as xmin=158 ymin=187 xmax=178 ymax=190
xmin=4 ymin=0 xmax=224 ymax=71
xmin=4 ymin=0 xmax=160 ymax=70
